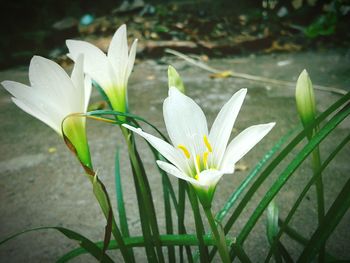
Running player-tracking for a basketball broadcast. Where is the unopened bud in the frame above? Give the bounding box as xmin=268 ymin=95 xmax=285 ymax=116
xmin=168 ymin=65 xmax=185 ymax=93
xmin=295 ymin=70 xmax=316 ymax=133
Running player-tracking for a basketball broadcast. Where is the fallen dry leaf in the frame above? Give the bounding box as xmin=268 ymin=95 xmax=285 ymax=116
xmin=209 ymin=70 xmax=233 ymax=79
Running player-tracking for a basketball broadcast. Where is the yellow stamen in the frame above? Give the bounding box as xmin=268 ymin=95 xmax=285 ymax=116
xmin=203 ymin=151 xmax=209 ymax=169
xmin=178 ymin=144 xmax=190 ymax=159
xmin=203 ymin=135 xmax=213 ymax=152
xmin=194 ymin=174 xmax=199 ymax=180
xmin=195 ymin=154 xmax=201 ymax=174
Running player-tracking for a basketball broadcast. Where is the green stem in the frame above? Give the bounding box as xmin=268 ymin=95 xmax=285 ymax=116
xmin=187 ymin=186 xmax=209 ymax=262
xmin=311 ymin=146 xmax=325 ymax=262
xmin=121 ymin=126 xmax=165 ymax=263
xmin=90 ymin=175 xmax=133 ymax=262
xmin=203 ymin=208 xmax=230 ymax=263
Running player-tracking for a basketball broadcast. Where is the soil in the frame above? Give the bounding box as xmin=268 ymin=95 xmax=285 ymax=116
xmin=0 ymin=48 xmax=349 ymax=262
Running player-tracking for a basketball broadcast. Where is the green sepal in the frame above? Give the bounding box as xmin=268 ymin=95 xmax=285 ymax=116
xmin=62 ymin=115 xmax=92 ymax=169
xmin=192 ymin=184 xmax=217 ymax=209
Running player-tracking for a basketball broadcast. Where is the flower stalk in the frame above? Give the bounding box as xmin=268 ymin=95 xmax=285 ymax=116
xmin=121 ymin=126 xmax=165 ymax=263
xmin=203 ymin=208 xmax=230 ymax=263
xmin=295 ymin=69 xmax=325 ymax=262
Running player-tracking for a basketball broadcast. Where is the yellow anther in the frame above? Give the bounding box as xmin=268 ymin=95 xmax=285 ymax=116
xmin=194 ymin=174 xmax=199 ymax=180
xmin=178 ymin=144 xmax=190 ymax=159
xmin=203 ymin=135 xmax=213 ymax=152
xmin=203 ymin=151 xmax=209 ymax=168
xmin=196 ymin=154 xmax=201 ymax=171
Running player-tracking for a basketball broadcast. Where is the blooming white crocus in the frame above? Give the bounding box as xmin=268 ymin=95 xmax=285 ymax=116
xmin=1 ymin=55 xmax=92 ymax=168
xmin=123 ymin=88 xmax=275 ymax=207
xmin=66 ymin=24 xmax=137 ymax=114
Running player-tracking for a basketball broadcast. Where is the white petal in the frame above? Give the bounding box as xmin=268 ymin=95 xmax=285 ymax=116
xmin=84 ymin=76 xmax=92 ymax=111
xmin=156 ymin=161 xmax=201 ymax=186
xmin=122 ymin=124 xmax=188 ymax=172
xmin=12 ymin=98 xmax=62 ymax=135
xmin=209 ymin=88 xmax=247 ymax=165
xmin=66 ymin=39 xmax=114 ymax=90
xmin=107 ymin=24 xmax=128 ymax=86
xmin=29 ymin=56 xmax=74 ymax=112
xmin=2 ymin=80 xmax=39 ymax=102
xmin=70 ymin=54 xmax=85 ymax=112
xmin=163 ymin=87 xmax=208 ymax=154
xmin=196 ymin=169 xmax=225 ymax=188
xmin=2 ymin=80 xmax=64 ymax=129
xmin=126 ymin=39 xmax=138 ymax=80
xmin=221 ymin=123 xmax=275 ymax=171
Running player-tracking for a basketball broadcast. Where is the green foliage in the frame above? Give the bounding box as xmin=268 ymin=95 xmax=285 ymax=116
xmin=304 ymin=12 xmax=337 ymax=38
xmin=1 ymin=45 xmax=349 ymax=262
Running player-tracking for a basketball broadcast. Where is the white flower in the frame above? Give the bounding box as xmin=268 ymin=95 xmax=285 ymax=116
xmin=1 ymin=55 xmax=92 ymax=167
xmin=123 ymin=88 xmax=275 ymax=206
xmin=66 ymin=24 xmax=137 ymax=113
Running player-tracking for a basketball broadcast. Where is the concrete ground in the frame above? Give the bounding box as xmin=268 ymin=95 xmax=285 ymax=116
xmin=0 ymin=49 xmax=349 ymax=262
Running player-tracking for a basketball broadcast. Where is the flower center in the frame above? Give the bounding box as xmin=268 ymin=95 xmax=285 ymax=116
xmin=177 ymin=135 xmax=214 ymax=180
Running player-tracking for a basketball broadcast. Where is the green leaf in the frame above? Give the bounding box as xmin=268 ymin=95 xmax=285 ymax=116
xmin=0 ymin=226 xmax=114 ymax=263
xmin=216 ymin=127 xmax=297 ymax=223
xmin=209 ymin=127 xmax=298 ymax=260
xmin=298 ymin=176 xmax=350 ymax=262
xmin=265 ymin=133 xmax=350 ymax=262
xmin=236 ymin=101 xmax=350 ymax=247
xmin=59 ymin=234 xmax=235 ymax=261
xmin=219 ymin=92 xmax=349 ymax=260
xmin=122 ymin=127 xmax=164 ymax=263
xmin=92 ymin=174 xmax=132 ymax=262
xmin=178 ymin=179 xmax=193 ymax=263
xmin=223 ymin=92 xmax=350 ymax=237
xmin=114 ymin=149 xmax=130 ymax=237
xmin=187 ymin=185 xmax=209 ymax=263
xmin=230 ymin=243 xmax=252 ymax=263
xmin=163 ymin=173 xmax=175 ymax=263
xmin=87 ymin=110 xmax=169 ymax=141
xmin=114 ymin=148 xmax=135 ymax=262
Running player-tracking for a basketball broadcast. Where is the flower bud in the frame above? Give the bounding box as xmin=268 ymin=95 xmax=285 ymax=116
xmin=168 ymin=65 xmax=185 ymax=93
xmin=295 ymin=70 xmax=316 ymax=137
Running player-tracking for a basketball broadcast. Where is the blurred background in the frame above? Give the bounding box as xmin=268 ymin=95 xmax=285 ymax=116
xmin=1 ymin=0 xmax=349 ymax=69
xmin=1 ymin=1 xmax=350 ymax=262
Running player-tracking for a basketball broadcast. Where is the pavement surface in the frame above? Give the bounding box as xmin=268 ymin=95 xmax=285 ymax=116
xmin=0 ymin=49 xmax=349 ymax=262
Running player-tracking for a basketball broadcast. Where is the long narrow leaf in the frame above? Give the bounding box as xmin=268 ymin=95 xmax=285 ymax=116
xmin=0 ymin=226 xmax=114 ymax=263
xmin=147 ymin=141 xmax=193 ymax=262
xmin=87 ymin=110 xmax=169 ymax=141
xmin=178 ymin=179 xmax=194 ymax=263
xmin=235 ymin=103 xmax=350 ymax=246
xmin=297 ymin=176 xmax=350 ymax=262
xmin=59 ymin=234 xmax=235 ymax=262
xmin=163 ymin=174 xmax=176 ymax=262
xmin=93 ymin=175 xmax=133 ymax=262
xmin=216 ymin=127 xmax=298 ymax=223
xmin=223 ymin=93 xmax=350 ymax=236
xmin=130 ymin=158 xmax=158 ymax=263
xmin=230 ymin=243 xmax=252 ymax=263
xmin=124 ymin=128 xmax=165 ymax=262
xmin=114 ymin=148 xmax=135 ymax=262
xmin=265 ymin=133 xmax=350 ymax=262
xmin=209 ymin=128 xmax=298 ymax=261
xmin=187 ymin=186 xmax=209 ymax=263
xmin=114 ymin=149 xmax=130 ymax=237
